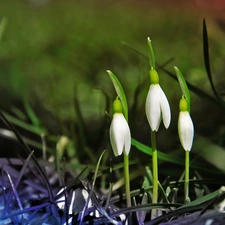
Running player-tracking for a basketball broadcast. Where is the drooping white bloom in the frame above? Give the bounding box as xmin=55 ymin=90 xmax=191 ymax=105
xmin=145 ymin=70 xmax=171 ymax=132
xmin=110 ymin=113 xmax=131 ymax=156
xmin=178 ymin=111 xmax=194 ymax=151
xmin=178 ymin=97 xmax=194 ymax=151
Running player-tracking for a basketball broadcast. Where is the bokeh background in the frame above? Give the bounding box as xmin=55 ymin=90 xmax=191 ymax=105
xmin=1 ymin=0 xmax=225 ymax=182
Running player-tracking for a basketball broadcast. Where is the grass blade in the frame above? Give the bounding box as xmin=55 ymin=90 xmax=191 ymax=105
xmin=2 ymin=151 xmax=34 ymax=217
xmin=0 ymin=111 xmax=55 ymax=206
xmin=0 ymin=17 xmax=7 ymax=42
xmin=203 ymin=19 xmax=220 ymax=100
xmin=23 ymin=99 xmax=44 ymax=129
xmin=3 ymin=111 xmax=45 ymax=134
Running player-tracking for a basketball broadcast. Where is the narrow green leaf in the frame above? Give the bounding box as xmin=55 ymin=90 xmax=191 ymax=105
xmin=23 ymin=99 xmax=42 ymax=128
xmin=149 ymin=189 xmax=221 ymax=225
xmin=131 ymin=138 xmax=184 ymax=165
xmin=194 ymin=170 xmax=210 ymax=195
xmin=178 ymin=189 xmax=220 ymax=209
xmin=3 ymin=111 xmax=45 ymax=134
xmin=133 ymin=138 xmax=219 ymax=173
xmin=0 ymin=17 xmax=7 ymax=43
xmin=92 ymin=150 xmax=106 ymax=187
xmin=107 ymin=70 xmax=128 ymax=121
xmin=203 ymin=19 xmax=220 ymax=100
xmin=0 ymin=128 xmax=53 ymax=153
xmin=174 ymin=66 xmax=191 ymax=112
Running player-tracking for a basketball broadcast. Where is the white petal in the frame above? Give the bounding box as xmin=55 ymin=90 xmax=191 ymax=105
xmin=158 ymin=86 xmax=171 ymax=129
xmin=123 ymin=121 xmax=131 ymax=155
xmin=110 ymin=113 xmax=131 ymax=156
xmin=178 ymin=111 xmax=194 ymax=151
xmin=145 ymin=85 xmax=161 ymax=131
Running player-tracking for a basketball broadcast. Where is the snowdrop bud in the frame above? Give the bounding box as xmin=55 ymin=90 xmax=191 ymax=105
xmin=145 ymin=69 xmax=171 ymax=131
xmin=178 ymin=97 xmax=194 ymax=151
xmin=110 ymin=98 xmax=131 ymax=156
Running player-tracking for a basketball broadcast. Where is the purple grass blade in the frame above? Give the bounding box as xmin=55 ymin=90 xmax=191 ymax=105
xmin=79 ymin=181 xmax=119 ymax=225
xmin=51 ymin=201 xmax=61 ymax=223
xmin=6 ymin=171 xmax=23 ymax=211
xmin=2 ymin=151 xmax=34 ymax=217
xmin=1 ymin=202 xmax=49 ymax=220
xmin=0 ymin=111 xmax=54 ymax=203
xmin=136 ymin=193 xmax=148 ymax=225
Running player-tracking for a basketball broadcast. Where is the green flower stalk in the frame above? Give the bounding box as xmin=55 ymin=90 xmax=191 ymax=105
xmin=145 ymin=69 xmax=171 ymax=214
xmin=145 ymin=69 xmax=171 ymax=218
xmin=146 ymin=38 xmax=171 ymax=216
xmin=109 ymin=97 xmax=131 ymax=207
xmin=178 ymin=96 xmax=194 ymax=202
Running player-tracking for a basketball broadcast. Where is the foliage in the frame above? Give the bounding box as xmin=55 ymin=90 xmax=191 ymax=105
xmin=1 ymin=1 xmax=225 ymax=224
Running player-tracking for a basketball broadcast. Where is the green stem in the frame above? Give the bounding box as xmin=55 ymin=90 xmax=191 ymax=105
xmin=185 ymin=151 xmax=190 ymax=202
xmin=151 ymin=130 xmax=158 ymax=218
xmin=151 ymin=130 xmax=158 ymax=203
xmin=124 ymin=154 xmax=131 ymax=207
xmin=147 ymin=37 xmax=155 ymax=69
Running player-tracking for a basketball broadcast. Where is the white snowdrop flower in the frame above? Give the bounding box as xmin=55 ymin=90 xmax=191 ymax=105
xmin=145 ymin=69 xmax=171 ymax=131
xmin=178 ymin=97 xmax=194 ymax=151
xmin=110 ymin=98 xmax=131 ymax=156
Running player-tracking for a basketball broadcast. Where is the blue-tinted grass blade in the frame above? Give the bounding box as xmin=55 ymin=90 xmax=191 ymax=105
xmin=6 ymin=171 xmax=23 ymax=219
xmin=2 ymin=151 xmax=34 ymax=217
xmin=79 ymin=151 xmax=106 ymax=225
xmin=0 ymin=111 xmax=56 ymax=213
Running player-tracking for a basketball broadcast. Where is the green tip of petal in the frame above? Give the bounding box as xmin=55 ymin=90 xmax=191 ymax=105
xmin=179 ymin=96 xmax=188 ymax=112
xmin=113 ymin=97 xmax=123 ymax=114
xmin=149 ymin=69 xmax=159 ymax=84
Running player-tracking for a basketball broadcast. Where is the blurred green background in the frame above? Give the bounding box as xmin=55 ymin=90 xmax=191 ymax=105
xmin=1 ymin=0 xmax=225 ymax=180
